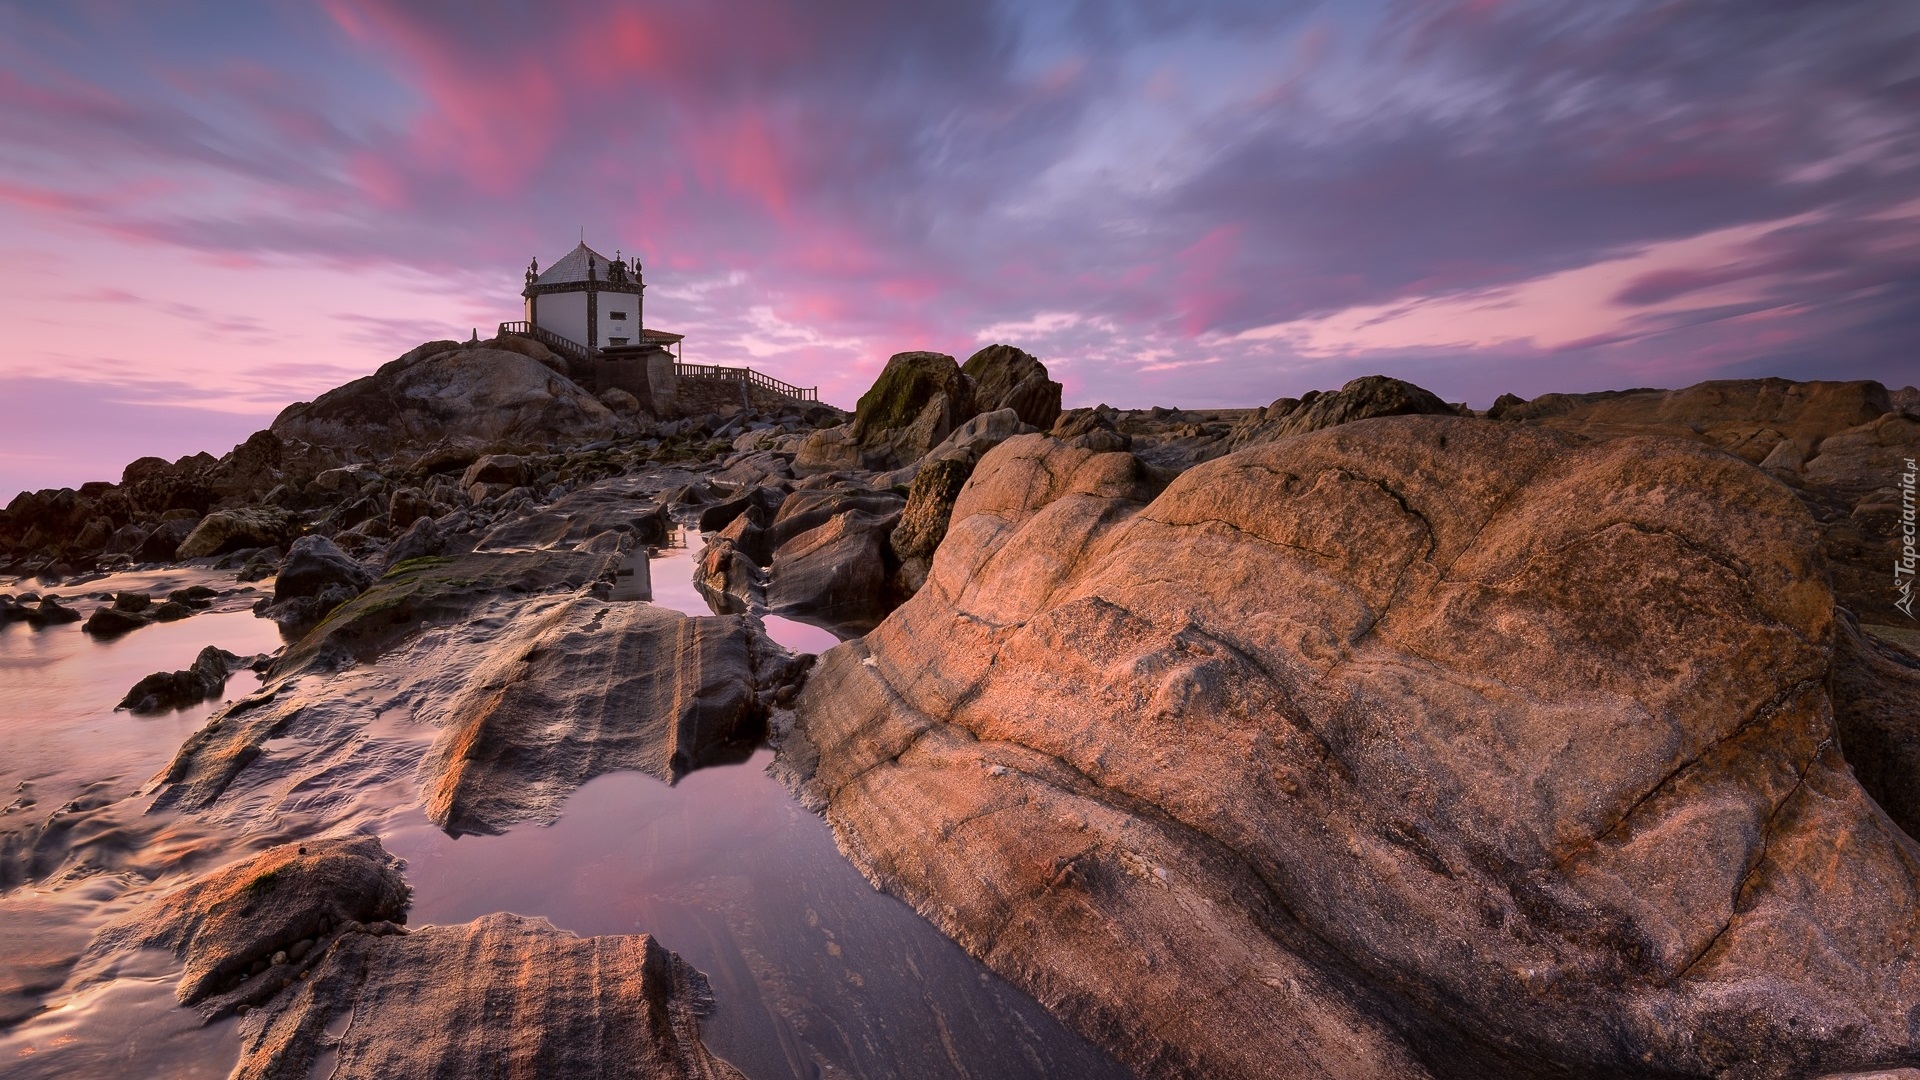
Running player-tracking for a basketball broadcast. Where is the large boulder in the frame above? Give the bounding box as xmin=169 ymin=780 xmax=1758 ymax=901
xmin=961 ymin=344 xmax=1062 ymax=430
xmin=176 ymin=507 xmax=295 ymax=560
xmin=274 ymin=536 xmax=373 ymax=601
xmin=807 ymin=351 xmax=977 ymax=472
xmin=1227 ymin=375 xmax=1459 ymax=451
xmin=922 ymin=407 xmax=1036 ymax=465
xmin=784 ymin=417 xmax=1920 ymax=1079
xmin=269 ymin=535 xmax=376 ymax=631
xmin=766 ymin=494 xmax=906 ymax=632
xmin=140 ymin=516 xmax=199 ymax=562
xmin=270 ymin=343 xmax=623 ymax=454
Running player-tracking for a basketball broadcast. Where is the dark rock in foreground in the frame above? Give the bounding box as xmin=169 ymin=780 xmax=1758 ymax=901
xmin=783 ymin=417 xmax=1920 ymax=1079
xmin=118 ymin=645 xmax=264 ymax=713
xmin=266 ymin=535 xmax=375 ymax=632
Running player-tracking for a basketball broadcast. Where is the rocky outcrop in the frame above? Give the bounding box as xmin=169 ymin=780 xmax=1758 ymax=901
xmin=230 ymin=912 xmax=743 ymax=1080
xmin=476 ymin=485 xmax=672 ymax=553
xmin=176 ymin=507 xmax=295 ymax=560
xmin=89 ymin=839 xmax=741 ymax=1079
xmin=117 ymin=646 xmax=263 ymax=713
xmin=423 ymin=598 xmax=806 ymax=835
xmin=796 ymin=352 xmax=976 ymax=473
xmin=270 ymin=343 xmax=623 ymax=454
xmin=1495 ymin=378 xmax=1890 ymax=462
xmin=783 ymin=417 xmax=1920 ymax=1079
xmin=90 ymin=836 xmax=409 ymax=1012
xmin=272 ymin=549 xmax=615 ymax=675
xmin=1489 ymin=377 xmax=1916 ymax=623
xmin=961 ymin=344 xmax=1062 ymax=430
xmin=1225 ymin=375 xmax=1460 ymax=451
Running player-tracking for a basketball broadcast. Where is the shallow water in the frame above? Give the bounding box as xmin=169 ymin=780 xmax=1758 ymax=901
xmin=0 ymin=557 xmax=1132 ymax=1078
xmin=648 ymin=527 xmax=844 ymax=656
xmin=1 ymin=577 xmax=282 ymax=807
xmin=1 ymin=569 xmax=280 ymax=1079
xmin=385 ymin=753 xmax=1127 ymax=1079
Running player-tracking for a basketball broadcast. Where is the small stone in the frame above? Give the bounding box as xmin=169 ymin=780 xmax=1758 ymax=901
xmin=271 ymin=950 xmax=288 ymax=965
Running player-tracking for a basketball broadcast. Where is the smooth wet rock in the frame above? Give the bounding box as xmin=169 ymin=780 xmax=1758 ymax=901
xmin=423 ymin=598 xmax=805 ymax=834
xmin=765 ymin=488 xmax=905 ymax=554
xmin=23 ymin=596 xmax=81 ymax=627
xmin=230 ymin=912 xmax=742 ymax=1080
xmin=766 ymin=500 xmax=903 ymax=632
xmin=110 ymin=590 xmax=151 ymax=613
xmin=89 ymin=836 xmax=408 ymax=1011
xmin=785 ymin=416 xmax=1920 ymax=1079
xmin=275 ymin=549 xmax=615 ymax=675
xmin=476 ymin=483 xmax=671 ymax=552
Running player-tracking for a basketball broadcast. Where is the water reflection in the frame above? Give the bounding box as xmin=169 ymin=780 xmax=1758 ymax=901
xmin=648 ymin=528 xmax=849 ymax=656
xmin=386 ymin=753 xmax=1130 ymax=1080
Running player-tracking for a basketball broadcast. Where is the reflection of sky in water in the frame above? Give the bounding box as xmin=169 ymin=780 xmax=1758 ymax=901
xmin=385 ymin=753 xmax=1130 ymax=1080
xmin=0 ymin=574 xmax=282 ymax=799
xmin=648 ymin=528 xmax=848 ymax=656
xmin=0 ymin=568 xmax=278 ymax=1080
xmin=0 ymin=557 xmax=1122 ymax=1080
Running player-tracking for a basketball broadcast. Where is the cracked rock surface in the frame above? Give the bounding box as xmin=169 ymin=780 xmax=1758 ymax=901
xmin=781 ymin=416 xmax=1920 ymax=1079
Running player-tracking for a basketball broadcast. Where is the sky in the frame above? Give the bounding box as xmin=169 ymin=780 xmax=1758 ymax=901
xmin=1 ymin=0 xmax=1917 ymax=498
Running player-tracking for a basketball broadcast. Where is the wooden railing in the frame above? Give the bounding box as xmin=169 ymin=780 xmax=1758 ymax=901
xmin=499 ymin=322 xmax=818 ymax=403
xmin=674 ymin=362 xmax=819 ymax=402
xmin=497 ymin=321 xmax=594 ymax=364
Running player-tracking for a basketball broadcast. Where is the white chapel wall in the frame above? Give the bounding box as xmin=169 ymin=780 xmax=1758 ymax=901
xmin=535 ymin=291 xmax=589 ymax=349
xmin=599 ymin=293 xmax=639 ymax=346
